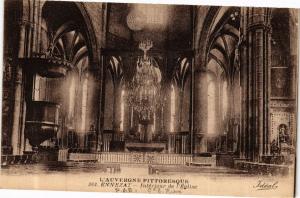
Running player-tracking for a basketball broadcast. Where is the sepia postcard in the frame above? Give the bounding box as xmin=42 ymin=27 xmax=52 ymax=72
xmin=0 ymin=0 xmax=299 ymax=197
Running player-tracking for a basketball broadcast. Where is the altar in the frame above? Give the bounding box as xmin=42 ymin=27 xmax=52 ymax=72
xmin=125 ymin=142 xmax=166 ymax=152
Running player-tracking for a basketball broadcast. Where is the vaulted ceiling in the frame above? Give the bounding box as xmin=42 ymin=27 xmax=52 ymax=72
xmin=107 ymin=3 xmax=193 ymax=51
xmin=42 ymin=2 xmax=242 ymax=82
xmin=207 ymin=7 xmax=241 ymax=80
xmin=42 ymin=2 xmax=90 ymax=73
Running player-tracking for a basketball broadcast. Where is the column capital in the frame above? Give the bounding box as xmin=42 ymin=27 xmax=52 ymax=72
xmin=243 ymin=7 xmax=272 ymax=33
xmin=246 ymin=23 xmax=272 ymax=33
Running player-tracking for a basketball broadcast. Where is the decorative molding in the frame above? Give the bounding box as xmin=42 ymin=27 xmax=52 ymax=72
xmin=246 ymin=23 xmax=272 ymax=33
xmin=270 ymin=111 xmax=295 ymax=143
xmin=269 ymin=100 xmax=295 ymax=109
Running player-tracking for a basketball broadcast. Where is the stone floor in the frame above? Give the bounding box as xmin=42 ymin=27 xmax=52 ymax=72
xmin=0 ymin=162 xmax=294 ymax=197
xmin=0 ymin=162 xmax=261 ymax=177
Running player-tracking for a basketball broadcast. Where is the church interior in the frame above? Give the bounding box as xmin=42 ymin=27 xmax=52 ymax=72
xmin=1 ymin=0 xmax=298 ymax=175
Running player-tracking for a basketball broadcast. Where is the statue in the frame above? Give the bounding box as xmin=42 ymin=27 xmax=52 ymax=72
xmin=270 ymin=139 xmax=280 ymax=156
xmin=278 ymin=124 xmax=290 ymax=144
xmin=278 ymin=123 xmax=292 ymax=160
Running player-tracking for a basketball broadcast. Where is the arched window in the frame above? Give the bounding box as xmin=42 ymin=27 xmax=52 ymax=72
xmin=152 ymin=112 xmax=156 ymax=134
xmin=81 ymin=73 xmax=88 ymax=131
xmin=68 ymin=75 xmax=76 ymax=118
xmin=120 ymin=88 xmax=125 ymax=132
xmin=222 ymin=80 xmax=228 ymax=120
xmin=170 ymin=84 xmax=176 ymax=132
xmin=207 ymin=74 xmax=217 ymax=136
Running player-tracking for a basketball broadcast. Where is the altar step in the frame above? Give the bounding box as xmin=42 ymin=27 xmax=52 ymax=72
xmin=67 ymin=152 xmax=219 ymax=166
xmin=234 ymin=159 xmax=291 ymax=175
xmin=68 ymin=152 xmax=193 ymax=165
xmin=189 ymin=154 xmax=216 ymax=167
xmin=50 ymin=161 xmax=121 ymax=173
xmin=1 ymin=161 xmax=121 ymax=174
xmin=148 ymin=164 xmax=249 ymax=175
xmin=187 ymin=162 xmax=212 ymax=167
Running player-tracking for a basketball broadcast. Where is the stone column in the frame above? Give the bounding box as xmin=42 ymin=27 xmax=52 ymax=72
xmin=289 ymin=10 xmax=298 ymax=100
xmin=11 ymin=66 xmax=24 ymax=155
xmin=97 ymin=56 xmax=107 ymax=152
xmin=240 ymin=7 xmax=248 ymax=159
xmin=174 ymin=85 xmax=181 ymax=132
xmin=113 ymin=82 xmax=122 ymax=140
xmin=241 ymin=8 xmax=271 ymax=161
xmin=163 ymin=82 xmax=172 ymax=133
xmin=162 ymin=82 xmax=175 ymax=153
xmin=86 ymin=68 xmax=101 ymax=152
xmin=289 ymin=10 xmax=298 ymax=148
xmin=193 ymin=69 xmax=208 ymax=154
xmin=10 ymin=0 xmax=45 ymax=154
xmin=2 ymin=58 xmax=14 ymax=154
xmin=10 ymin=0 xmax=33 ymax=155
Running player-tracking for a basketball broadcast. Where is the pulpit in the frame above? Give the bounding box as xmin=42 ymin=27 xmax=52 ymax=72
xmin=25 ymin=101 xmax=60 ymax=150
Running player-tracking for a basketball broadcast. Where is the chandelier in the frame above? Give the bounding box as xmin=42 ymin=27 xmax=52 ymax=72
xmin=127 ymin=39 xmax=162 ymax=125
